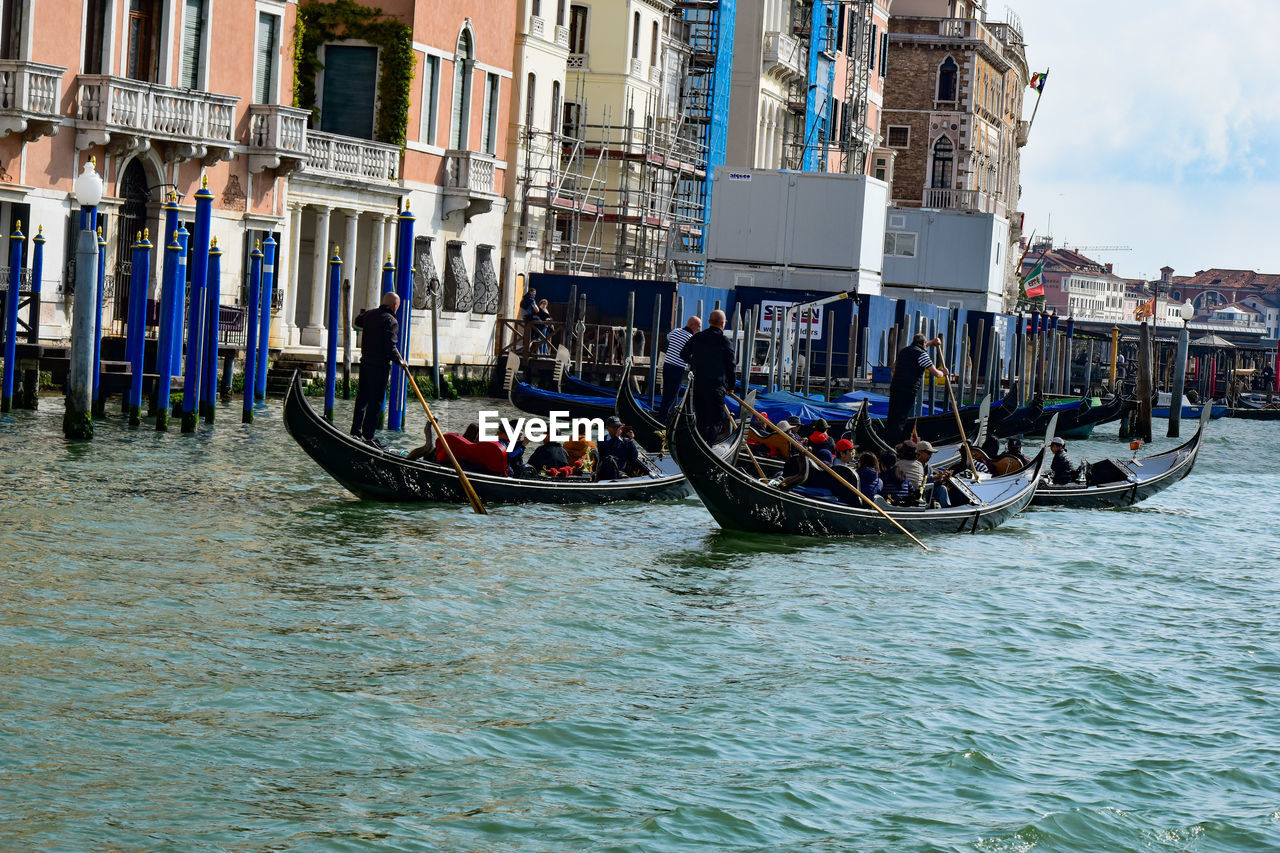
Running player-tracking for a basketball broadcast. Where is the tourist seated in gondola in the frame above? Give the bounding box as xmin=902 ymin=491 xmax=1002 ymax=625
xmin=1049 ymin=436 xmax=1080 ymax=485
xmin=805 ymin=419 xmax=837 ymax=454
xmin=878 ymin=449 xmax=905 ymax=500
xmin=895 ymin=441 xmax=951 ymax=508
xmin=598 ymin=417 xmax=645 ymax=480
xmin=747 ymin=415 xmax=797 ymax=458
xmin=856 ymin=451 xmax=881 ymax=500
xmin=497 ymin=423 xmax=529 ymax=476
xmin=564 ymin=424 xmax=598 ymax=469
xmin=527 ymin=435 xmax=570 ymax=474
xmin=807 ymin=429 xmax=834 ymax=460
xmin=988 ymin=436 xmax=1031 ymax=475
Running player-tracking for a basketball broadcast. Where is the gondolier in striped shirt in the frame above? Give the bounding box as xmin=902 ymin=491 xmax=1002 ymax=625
xmin=657 ymin=315 xmax=701 ymax=421
xmin=886 ymin=332 xmax=950 ymax=444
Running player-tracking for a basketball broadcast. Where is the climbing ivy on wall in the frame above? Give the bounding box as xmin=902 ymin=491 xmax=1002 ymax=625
xmin=294 ymin=0 xmax=416 ymax=146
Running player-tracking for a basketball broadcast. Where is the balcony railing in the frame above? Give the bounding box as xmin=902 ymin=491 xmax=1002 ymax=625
xmin=568 ymin=53 xmax=586 ymax=70
xmin=763 ymin=31 xmax=804 ymax=82
xmin=530 ymin=15 xmax=545 ymax=37
xmin=74 ymin=75 xmax=238 ymax=160
xmin=247 ymin=103 xmax=310 ymax=174
xmin=0 ymin=60 xmax=65 ymax=139
xmin=303 ymin=129 xmax=400 ymax=183
xmin=649 ymin=65 xmax=661 ymax=85
xmin=443 ymin=150 xmax=499 ymax=223
xmin=922 ymin=187 xmax=977 ymax=210
xmin=631 ymin=57 xmax=643 ymax=78
xmin=555 ymin=25 xmax=570 ymax=48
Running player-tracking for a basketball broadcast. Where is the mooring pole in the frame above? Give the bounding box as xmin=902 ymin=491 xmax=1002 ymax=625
xmin=1168 ymin=319 xmax=1190 ymax=438
xmin=201 ymin=237 xmax=223 ymax=422
xmin=1137 ymin=322 xmax=1154 ymax=443
xmin=430 ymin=280 xmax=441 ymax=399
xmin=126 ymin=231 xmax=151 ymax=426
xmin=182 ymin=177 xmax=212 ymax=432
xmin=324 ymin=246 xmax=341 ymax=422
xmin=173 ymin=223 xmax=189 ymax=380
xmin=341 ymin=277 xmax=352 ymax=400
xmin=65 ymin=160 xmax=103 ymax=439
xmin=824 ymin=315 xmax=835 ymax=400
xmin=255 ymin=235 xmax=277 ymax=403
xmin=242 ymin=241 xmax=262 ymax=424
xmin=803 ymin=308 xmax=815 ymax=396
xmin=154 ymin=230 xmax=182 ymax=430
xmin=91 ymin=226 xmax=105 ymax=417
xmin=19 ymin=226 xmax=44 ymax=409
xmin=387 ymin=200 xmax=415 ymax=430
xmin=155 ymin=194 xmax=180 ymax=382
xmin=0 ymin=220 xmax=23 ymax=412
xmin=647 ymin=295 xmax=661 ymax=404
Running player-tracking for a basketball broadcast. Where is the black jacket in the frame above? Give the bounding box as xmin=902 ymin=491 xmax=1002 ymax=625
xmin=528 ymin=442 xmax=570 ymax=470
xmin=679 ymin=327 xmax=736 ymax=388
xmin=355 ymin=306 xmax=400 ymax=366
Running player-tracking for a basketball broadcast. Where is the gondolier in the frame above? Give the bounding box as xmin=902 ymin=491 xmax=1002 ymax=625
xmin=351 ymin=291 xmax=406 ymax=447
xmin=886 ymin=333 xmax=950 ymax=444
xmin=657 ymin=315 xmax=701 ymax=421
xmin=680 ymin=309 xmax=736 ymax=443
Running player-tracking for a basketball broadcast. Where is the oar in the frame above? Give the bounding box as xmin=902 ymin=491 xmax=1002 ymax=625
xmin=404 ymin=369 xmax=487 ymax=515
xmin=731 ymin=405 xmax=769 ymax=480
xmin=932 ymin=337 xmax=980 ymax=481
xmin=727 ymin=391 xmax=929 ymax=551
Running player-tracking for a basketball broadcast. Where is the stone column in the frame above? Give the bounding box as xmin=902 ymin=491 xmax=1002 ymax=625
xmin=281 ymin=203 xmax=303 ymax=345
xmin=342 ymin=209 xmax=359 ymax=347
xmin=367 ymin=213 xmax=386 ymax=312
xmin=303 ymin=205 xmax=331 ymax=346
xmin=385 ymin=217 xmax=398 ymax=271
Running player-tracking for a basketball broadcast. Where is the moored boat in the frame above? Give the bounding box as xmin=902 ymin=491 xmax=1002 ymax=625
xmin=283 ymin=373 xmax=691 ymax=504
xmin=668 ymin=380 xmax=1052 ymax=538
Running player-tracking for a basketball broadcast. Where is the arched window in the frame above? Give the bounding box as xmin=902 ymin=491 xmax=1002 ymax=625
xmin=550 ymin=80 xmax=561 ymax=137
xmin=451 ymin=28 xmax=474 ymax=149
xmin=937 ymin=56 xmax=957 ymax=101
xmin=632 ymin=12 xmax=641 ymax=61
xmin=931 ymin=136 xmax=954 ymax=189
xmin=525 ymin=72 xmax=536 ymax=128
xmin=650 ymin=21 xmax=658 ymax=67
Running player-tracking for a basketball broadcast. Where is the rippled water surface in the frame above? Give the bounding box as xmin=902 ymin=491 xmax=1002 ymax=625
xmin=2 ymin=395 xmax=1279 ymax=851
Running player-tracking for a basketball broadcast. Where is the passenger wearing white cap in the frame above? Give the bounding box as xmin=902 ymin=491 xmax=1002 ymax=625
xmin=1049 ymin=436 xmax=1077 ymax=484
xmin=893 ymin=439 xmax=951 ymax=508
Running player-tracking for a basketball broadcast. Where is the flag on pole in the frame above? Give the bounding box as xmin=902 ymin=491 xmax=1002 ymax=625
xmin=1024 ymin=279 xmax=1045 ymax=299
xmin=1030 ymin=71 xmax=1048 ymax=93
xmin=1133 ymin=297 xmax=1156 ymax=321
xmin=1020 ymin=259 xmax=1045 ymax=286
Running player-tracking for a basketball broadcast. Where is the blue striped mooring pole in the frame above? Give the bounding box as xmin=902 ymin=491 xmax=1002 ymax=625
xmin=126 ymin=230 xmax=152 ymax=426
xmin=243 ymin=241 xmax=263 ymax=423
xmin=255 ymin=235 xmax=277 ymax=403
xmin=387 ymin=201 xmax=415 ymax=431
xmin=181 ymin=176 xmax=214 ymax=433
xmin=324 ymin=245 xmax=342 ymax=422
xmin=1 ymin=220 xmax=24 ymax=412
xmin=155 ymin=229 xmax=182 ymax=431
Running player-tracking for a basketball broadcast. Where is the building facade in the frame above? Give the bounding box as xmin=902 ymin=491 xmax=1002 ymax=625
xmin=881 ymin=0 xmax=1027 ymax=305
xmin=3 ymin=0 xmax=516 ymax=368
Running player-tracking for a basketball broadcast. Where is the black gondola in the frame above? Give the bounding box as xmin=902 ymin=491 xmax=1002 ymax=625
xmin=668 ymin=380 xmax=1052 ymax=538
xmin=508 ymin=378 xmax=617 ymax=420
xmin=283 ymin=373 xmax=691 ymax=504
xmin=1021 ymin=392 xmax=1127 ymax=439
xmin=1031 ymin=405 xmax=1210 ymax=508
xmin=616 ymin=358 xmax=668 ymax=452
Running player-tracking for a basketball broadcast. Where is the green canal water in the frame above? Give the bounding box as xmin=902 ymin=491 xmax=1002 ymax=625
xmin=2 ymin=396 xmax=1279 ymax=851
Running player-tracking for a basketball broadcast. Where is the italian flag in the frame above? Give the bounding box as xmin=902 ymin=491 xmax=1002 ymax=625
xmin=1030 ymin=71 xmax=1048 ymax=93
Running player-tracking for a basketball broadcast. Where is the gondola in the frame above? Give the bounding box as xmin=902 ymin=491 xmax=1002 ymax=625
xmin=617 ymin=358 xmax=669 ymax=452
xmin=1228 ymin=403 xmax=1280 ymax=421
xmin=283 ymin=373 xmax=691 ymax=504
xmin=668 ymin=377 xmax=1052 ymax=538
xmin=1032 ymin=404 xmax=1210 ymax=508
xmin=508 ymin=379 xmax=618 ymax=420
xmin=1022 ymin=392 xmax=1127 ymax=439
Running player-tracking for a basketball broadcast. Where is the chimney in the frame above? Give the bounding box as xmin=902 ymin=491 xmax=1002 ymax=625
xmin=1105 ymin=263 xmax=1113 ymax=274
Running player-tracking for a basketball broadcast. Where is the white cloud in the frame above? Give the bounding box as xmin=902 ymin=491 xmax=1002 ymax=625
xmin=1006 ymin=0 xmax=1280 ymax=274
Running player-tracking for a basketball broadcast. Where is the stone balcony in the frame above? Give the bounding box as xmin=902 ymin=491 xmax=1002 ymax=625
xmin=0 ymin=60 xmax=65 ymax=141
xmin=247 ymin=104 xmax=309 ymax=175
xmin=763 ymin=31 xmax=804 ymax=83
xmin=74 ymin=74 xmax=238 ymax=162
xmin=922 ymin=187 xmax=1006 ymax=217
xmin=302 ymin=129 xmax=400 ymax=184
xmin=443 ymin=149 xmax=499 ymax=223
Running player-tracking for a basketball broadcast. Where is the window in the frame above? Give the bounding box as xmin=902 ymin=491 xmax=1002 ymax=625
xmin=481 ymin=72 xmax=499 ymax=154
xmin=930 ymin=136 xmax=954 ymax=188
xmin=874 ymin=156 xmax=888 ymax=181
xmin=868 ymin=24 xmax=876 ymax=71
xmin=556 ymin=0 xmax=566 ymax=26
xmin=650 ymin=21 xmax=658 ymax=67
xmin=451 ymin=29 xmax=474 ymax=149
xmin=531 ymin=0 xmax=541 ymax=16
xmin=525 ymin=72 xmax=536 ymax=128
xmin=83 ymin=0 xmax=108 ymax=72
xmin=632 ymin=12 xmax=640 ymax=61
xmin=887 ymin=125 xmax=909 ymax=148
xmin=568 ymin=5 xmax=587 ymax=54
xmin=127 ymin=0 xmax=163 ymax=82
xmin=880 ymin=32 xmax=889 ymax=77
xmin=884 ymin=232 xmax=917 ymax=257
xmin=321 ymin=45 xmax=378 ymax=139
xmin=253 ymin=12 xmax=279 ymax=103
xmin=835 ymin=5 xmax=845 ymax=51
xmin=551 ymin=81 xmax=561 ymax=136
xmin=181 ymin=0 xmax=206 ymax=89
xmin=421 ymin=55 xmax=440 ymax=144
xmin=937 ymin=56 xmax=958 ymax=102
xmin=562 ymin=100 xmax=581 ymax=138
xmin=0 ymin=0 xmax=24 ymax=60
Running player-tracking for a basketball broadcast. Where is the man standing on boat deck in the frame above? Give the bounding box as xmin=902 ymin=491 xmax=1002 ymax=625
xmin=680 ymin=309 xmax=736 ymax=443
xmin=886 ymin=333 xmax=950 ymax=444
xmin=657 ymin=315 xmax=701 ymax=421
xmin=351 ymin=291 xmax=405 ymax=448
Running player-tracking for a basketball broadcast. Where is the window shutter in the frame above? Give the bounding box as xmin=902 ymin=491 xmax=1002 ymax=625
xmin=320 ymin=45 xmax=379 ymax=139
xmin=181 ymin=0 xmax=204 ymax=90
xmin=255 ymin=13 xmax=277 ymax=104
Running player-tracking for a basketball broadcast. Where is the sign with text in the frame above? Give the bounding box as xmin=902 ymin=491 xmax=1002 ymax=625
xmin=758 ymin=301 xmax=824 ymax=340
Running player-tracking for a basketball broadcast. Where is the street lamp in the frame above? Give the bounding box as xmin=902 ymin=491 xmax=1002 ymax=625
xmin=1179 ymin=299 xmax=1195 ymax=326
xmin=73 ymin=158 xmax=103 ymax=225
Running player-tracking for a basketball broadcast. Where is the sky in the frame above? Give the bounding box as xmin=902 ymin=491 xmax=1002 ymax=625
xmin=1007 ymin=0 xmax=1280 ymax=281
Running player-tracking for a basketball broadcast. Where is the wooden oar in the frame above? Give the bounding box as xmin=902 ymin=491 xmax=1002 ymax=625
xmin=725 ymin=403 xmax=767 ymax=479
xmin=932 ymin=337 xmax=980 ymax=481
xmin=404 ymin=369 xmax=487 ymax=515
xmin=727 ymin=391 xmax=929 ymax=551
